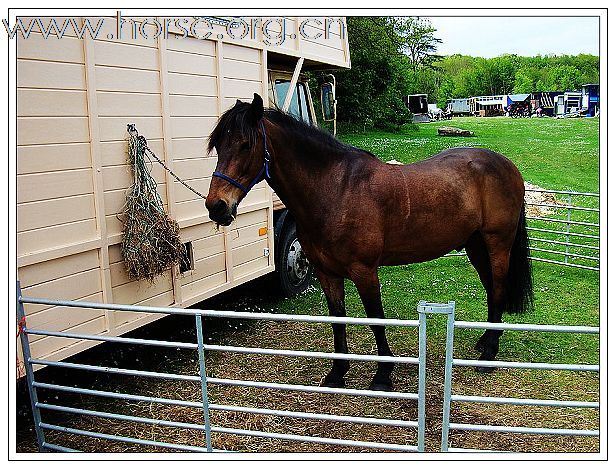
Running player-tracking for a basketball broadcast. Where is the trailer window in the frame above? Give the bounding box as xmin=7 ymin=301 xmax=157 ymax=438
xmin=274 ymin=80 xmax=312 ymax=124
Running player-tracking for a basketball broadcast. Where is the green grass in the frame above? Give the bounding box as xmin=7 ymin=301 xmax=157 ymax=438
xmin=340 ymin=117 xmax=599 ymax=192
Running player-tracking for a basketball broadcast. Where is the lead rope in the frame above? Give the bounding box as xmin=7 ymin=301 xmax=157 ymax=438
xmin=127 ymin=124 xmax=208 ymax=200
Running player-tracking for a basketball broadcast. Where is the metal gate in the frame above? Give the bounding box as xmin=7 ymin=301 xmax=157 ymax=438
xmin=439 ymin=305 xmax=600 ymax=452
xmin=17 ymin=282 xmax=449 ymax=453
xmin=525 ymin=188 xmax=599 ymax=271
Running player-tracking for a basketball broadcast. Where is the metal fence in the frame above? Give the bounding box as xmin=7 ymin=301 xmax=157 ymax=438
xmin=17 ymin=282 xmax=449 ymax=453
xmin=445 ymin=188 xmax=600 ymax=271
xmin=438 ymin=303 xmax=600 ymax=452
xmin=525 ymin=188 xmax=599 ymax=271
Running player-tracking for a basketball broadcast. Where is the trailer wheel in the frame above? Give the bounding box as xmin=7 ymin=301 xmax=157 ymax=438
xmin=276 ymin=220 xmax=313 ymax=297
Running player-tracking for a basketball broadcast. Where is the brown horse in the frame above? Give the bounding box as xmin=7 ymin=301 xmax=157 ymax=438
xmin=205 ymin=94 xmax=533 ymax=391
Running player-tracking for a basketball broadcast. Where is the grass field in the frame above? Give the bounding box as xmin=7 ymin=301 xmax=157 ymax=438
xmin=17 ymin=117 xmax=600 ymax=453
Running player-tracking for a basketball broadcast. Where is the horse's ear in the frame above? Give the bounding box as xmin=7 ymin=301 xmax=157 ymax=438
xmin=249 ymin=93 xmax=264 ymax=122
xmin=235 ymin=99 xmax=242 ymax=106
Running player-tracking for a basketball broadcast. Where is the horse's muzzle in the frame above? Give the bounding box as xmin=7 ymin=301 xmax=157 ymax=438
xmin=206 ymin=199 xmax=236 ymax=226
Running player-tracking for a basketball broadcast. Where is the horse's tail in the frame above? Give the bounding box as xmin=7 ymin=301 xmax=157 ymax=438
xmin=504 ymin=205 xmax=534 ymax=314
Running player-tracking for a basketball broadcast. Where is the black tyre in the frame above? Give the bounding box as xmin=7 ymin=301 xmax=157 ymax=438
xmin=276 ymin=220 xmax=314 ymax=297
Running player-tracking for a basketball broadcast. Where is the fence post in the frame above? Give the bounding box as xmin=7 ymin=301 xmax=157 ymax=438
xmin=417 ymin=304 xmax=427 ymax=452
xmin=195 ymin=314 xmax=213 ymax=452
xmin=440 ymin=301 xmax=456 ymax=452
xmin=17 ymin=281 xmax=47 ymax=452
xmin=565 ymin=193 xmax=572 ymax=264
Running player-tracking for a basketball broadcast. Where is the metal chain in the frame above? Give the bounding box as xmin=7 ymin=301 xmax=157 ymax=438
xmin=143 ymin=144 xmax=208 ymax=200
xmin=127 ymin=124 xmax=208 ymax=200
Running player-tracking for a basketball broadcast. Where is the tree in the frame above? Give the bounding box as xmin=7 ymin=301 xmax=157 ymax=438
xmin=392 ymin=17 xmax=443 ymax=70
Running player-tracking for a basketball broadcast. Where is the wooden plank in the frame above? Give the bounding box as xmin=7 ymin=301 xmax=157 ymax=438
xmin=168 ymin=72 xmax=217 ymax=96
xmin=98 ymin=116 xmax=163 ymax=142
xmin=235 ymin=208 xmax=268 ymax=229
xmin=180 ymin=271 xmax=227 ymax=303
xmin=18 ymin=194 xmax=96 ymax=232
xmin=179 ymin=221 xmax=219 ymax=242
xmin=179 ymin=252 xmax=226 ymax=285
xmin=18 ymin=249 xmax=100 ymax=288
xmin=22 ymin=268 xmax=102 ymax=315
xmin=175 ymin=198 xmax=209 ymax=221
xmin=222 ymin=58 xmax=261 ymax=81
xmin=17 ymin=32 xmax=84 ymax=63
xmin=97 ymin=91 xmax=162 ymax=117
xmin=112 ymin=270 xmax=173 ymax=305
xmin=233 ymin=256 xmax=269 ymax=280
xmin=17 ymin=117 xmax=90 ymax=145
xmin=30 ymin=317 xmax=107 ymax=360
xmin=174 ymin=178 xmax=211 ymax=203
xmin=17 ymin=60 xmax=86 ymax=90
xmin=18 ymin=219 xmax=98 ymax=258
xmin=169 ymin=116 xmax=217 ymax=139
xmin=167 ymin=50 xmax=216 ymax=75
xmin=223 ymin=43 xmax=260 ymax=63
xmin=191 ymin=233 xmax=225 ymax=260
xmin=26 ymin=292 xmax=103 ymax=332
xmin=232 ymin=239 xmax=268 ymax=266
xmin=95 ymin=66 xmax=160 ymax=93
xmin=166 ymin=36 xmax=216 ymax=56
xmin=224 ymin=78 xmax=262 ymax=99
xmin=17 ymin=89 xmax=88 ymax=117
xmin=17 ymin=143 xmax=91 ymax=175
xmin=94 ymin=40 xmax=159 ymax=70
xmin=95 ymin=18 xmax=159 ymax=48
xmin=172 ymin=157 xmax=216 ymax=180
xmin=171 ymin=138 xmax=210 ymax=159
xmin=230 ymin=221 xmax=269 ymax=249
xmin=100 ymin=139 xmax=164 ymax=167
xmin=169 ymin=95 xmax=217 ymax=117
xmin=18 ymin=168 xmax=94 ymax=203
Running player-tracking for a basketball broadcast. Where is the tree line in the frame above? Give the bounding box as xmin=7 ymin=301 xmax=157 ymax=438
xmin=312 ymin=17 xmax=599 ymax=129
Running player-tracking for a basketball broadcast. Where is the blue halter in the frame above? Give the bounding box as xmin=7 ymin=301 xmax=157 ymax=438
xmin=212 ymin=120 xmax=271 ymax=195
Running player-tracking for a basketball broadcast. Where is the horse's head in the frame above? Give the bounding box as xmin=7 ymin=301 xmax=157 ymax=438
xmin=206 ymin=93 xmax=267 ymax=226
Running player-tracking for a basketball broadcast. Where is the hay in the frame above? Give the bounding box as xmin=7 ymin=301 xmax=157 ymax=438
xmin=120 ymin=125 xmax=185 ymax=281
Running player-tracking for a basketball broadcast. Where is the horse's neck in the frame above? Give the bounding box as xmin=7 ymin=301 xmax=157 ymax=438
xmin=267 ymin=130 xmax=343 ymax=226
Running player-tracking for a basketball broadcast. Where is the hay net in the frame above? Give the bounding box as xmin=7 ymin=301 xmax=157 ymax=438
xmin=120 ymin=124 xmax=185 ymax=281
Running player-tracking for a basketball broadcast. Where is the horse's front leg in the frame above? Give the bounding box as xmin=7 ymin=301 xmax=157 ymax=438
xmin=315 ymin=269 xmax=349 ymax=388
xmin=353 ymin=268 xmax=394 ymax=392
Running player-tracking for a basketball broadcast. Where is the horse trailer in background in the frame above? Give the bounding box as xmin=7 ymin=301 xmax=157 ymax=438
xmin=16 ymin=15 xmax=350 ymax=375
xmin=445 ymin=98 xmax=470 ymax=116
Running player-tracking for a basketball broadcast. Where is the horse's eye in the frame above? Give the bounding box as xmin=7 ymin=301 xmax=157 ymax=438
xmin=239 ymin=142 xmax=250 ymax=152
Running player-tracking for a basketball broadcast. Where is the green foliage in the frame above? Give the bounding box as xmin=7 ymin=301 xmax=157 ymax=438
xmin=323 ymin=17 xmax=599 ymax=130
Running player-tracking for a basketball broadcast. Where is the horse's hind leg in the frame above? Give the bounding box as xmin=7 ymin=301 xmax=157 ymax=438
xmin=352 ymin=268 xmax=394 ymax=392
xmin=466 ymin=232 xmax=510 ymax=372
xmin=316 ymin=269 xmax=350 ymax=388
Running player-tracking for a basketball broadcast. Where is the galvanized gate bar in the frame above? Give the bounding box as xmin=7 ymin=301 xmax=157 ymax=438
xmin=195 ymin=314 xmax=213 ymax=452
xmin=16 ymin=282 xmax=46 ymax=451
xmin=449 ymin=422 xmax=599 ymax=437
xmin=440 ymin=310 xmax=600 ymax=452
xmin=19 ymin=295 xmax=420 ymax=327
xmin=18 ymin=286 xmax=429 ymax=453
xmin=451 ymin=394 xmax=598 ymax=408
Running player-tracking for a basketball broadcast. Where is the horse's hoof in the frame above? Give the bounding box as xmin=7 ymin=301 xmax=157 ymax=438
xmin=369 ymin=380 xmax=394 ymax=392
xmin=475 ymin=365 xmax=497 ymax=374
xmin=320 ymin=376 xmax=346 ymax=388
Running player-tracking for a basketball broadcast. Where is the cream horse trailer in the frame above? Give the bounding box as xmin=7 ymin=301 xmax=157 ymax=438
xmin=16 ymin=15 xmax=350 ymax=375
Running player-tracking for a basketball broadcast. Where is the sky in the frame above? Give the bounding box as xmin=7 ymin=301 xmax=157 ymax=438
xmin=427 ymin=17 xmax=599 ymax=58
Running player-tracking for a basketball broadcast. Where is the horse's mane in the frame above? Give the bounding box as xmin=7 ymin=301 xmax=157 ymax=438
xmin=208 ymin=102 xmax=373 ymax=159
